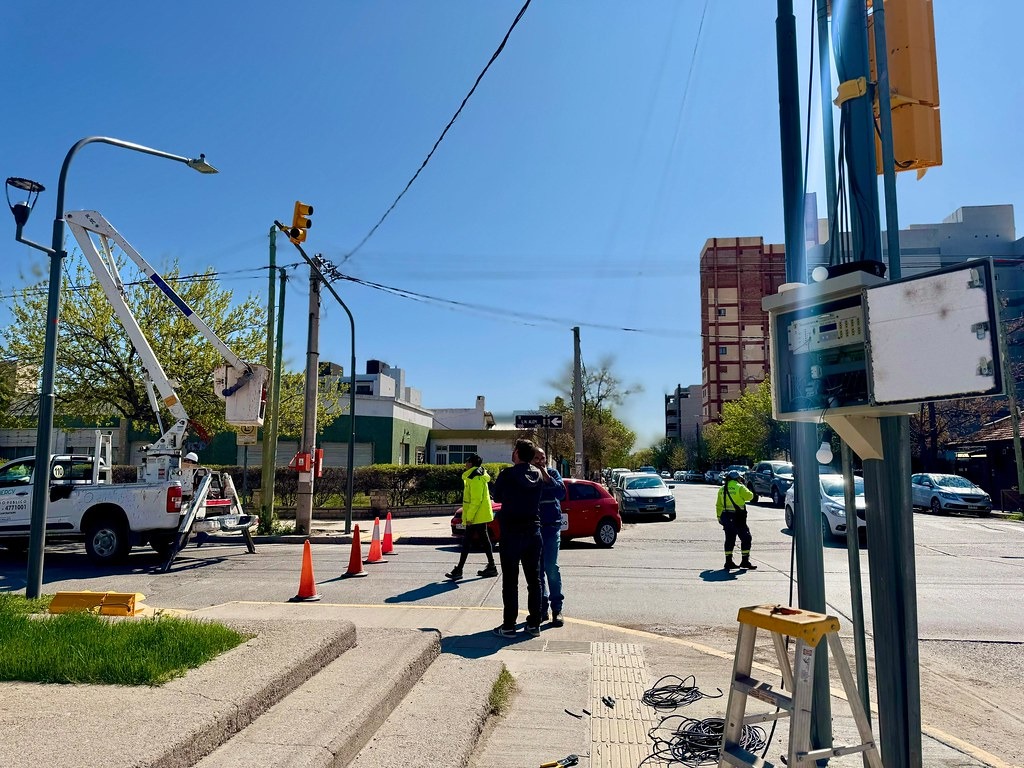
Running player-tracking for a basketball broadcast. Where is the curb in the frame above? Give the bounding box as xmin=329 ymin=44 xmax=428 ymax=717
xmin=251 ymin=534 xmax=456 ymax=546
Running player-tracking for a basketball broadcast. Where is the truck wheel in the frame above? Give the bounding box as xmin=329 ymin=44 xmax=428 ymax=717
xmin=84 ymin=516 xmax=130 ymax=565
xmin=771 ymin=487 xmax=784 ymax=507
xmin=1 ymin=538 xmax=29 ymax=555
xmin=594 ymin=518 xmax=618 ymax=548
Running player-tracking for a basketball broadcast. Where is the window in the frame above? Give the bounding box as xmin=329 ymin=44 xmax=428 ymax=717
xmin=356 ymin=384 xmax=372 ymax=395
xmin=446 ymin=445 xmax=478 ymax=464
xmin=718 ymin=346 xmax=728 ymax=355
xmin=717 ymin=308 xmax=727 ymax=317
xmin=0 ymin=460 xmax=34 ymax=487
xmin=720 ymin=384 xmax=729 ymax=393
xmin=569 ymin=483 xmax=600 ymax=501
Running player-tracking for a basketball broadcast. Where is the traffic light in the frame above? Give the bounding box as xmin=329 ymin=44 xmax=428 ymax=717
xmin=289 ymin=201 xmax=313 ymax=244
xmin=868 ymin=0 xmax=942 ymax=175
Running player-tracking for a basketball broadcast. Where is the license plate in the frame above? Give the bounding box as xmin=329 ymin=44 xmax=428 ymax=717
xmin=455 ymin=522 xmax=465 ymax=530
xmin=645 ymin=506 xmax=659 ymax=512
xmin=560 ymin=513 xmax=568 ymax=532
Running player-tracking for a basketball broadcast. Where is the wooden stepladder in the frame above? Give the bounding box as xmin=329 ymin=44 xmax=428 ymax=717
xmin=718 ymin=604 xmax=883 ymax=768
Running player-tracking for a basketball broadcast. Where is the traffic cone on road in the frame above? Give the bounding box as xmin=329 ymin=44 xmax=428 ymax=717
xmin=342 ymin=525 xmax=368 ymax=578
xmin=288 ymin=540 xmax=322 ymax=601
xmin=382 ymin=512 xmax=395 ymax=555
xmin=364 ymin=516 xmax=386 ymax=564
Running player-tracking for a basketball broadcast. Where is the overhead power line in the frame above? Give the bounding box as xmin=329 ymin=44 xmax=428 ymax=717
xmin=340 ymin=0 xmax=534 ymax=263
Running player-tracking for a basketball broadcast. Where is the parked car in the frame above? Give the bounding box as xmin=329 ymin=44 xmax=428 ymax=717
xmin=911 ymin=473 xmax=992 ymax=517
xmin=725 ymin=464 xmax=750 ymax=477
xmin=618 ymin=474 xmax=676 ymax=520
xmin=746 ymin=461 xmax=795 ymax=507
xmin=683 ymin=469 xmax=704 ymax=483
xmin=608 ymin=467 xmax=631 ymax=489
xmin=450 ymin=478 xmax=622 ymax=547
xmin=672 ymin=471 xmax=687 ymax=482
xmin=638 ymin=465 xmax=658 ymax=475
xmin=784 ymin=473 xmax=866 ymax=543
xmin=704 ymin=469 xmax=723 ymax=484
xmin=660 ymin=470 xmax=671 ymax=479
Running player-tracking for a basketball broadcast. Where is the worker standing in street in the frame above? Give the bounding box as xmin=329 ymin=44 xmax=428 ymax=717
xmin=716 ymin=470 xmax=757 ymax=570
xmin=445 ymin=454 xmax=497 ymax=580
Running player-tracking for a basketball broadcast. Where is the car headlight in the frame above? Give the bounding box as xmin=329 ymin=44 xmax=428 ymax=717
xmin=824 ymin=502 xmax=845 ymax=518
xmin=938 ymin=491 xmax=958 ymax=499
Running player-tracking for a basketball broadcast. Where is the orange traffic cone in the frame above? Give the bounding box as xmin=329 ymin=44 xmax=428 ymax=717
xmin=382 ymin=512 xmax=395 ymax=555
xmin=289 ymin=540 xmax=322 ymax=601
xmin=364 ymin=516 xmax=386 ymax=564
xmin=343 ymin=525 xmax=368 ymax=578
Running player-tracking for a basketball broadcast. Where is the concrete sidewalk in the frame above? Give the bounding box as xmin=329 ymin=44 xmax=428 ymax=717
xmin=255 ymin=513 xmax=456 ymax=546
xmin=0 ymin=599 xmax=1009 ymax=768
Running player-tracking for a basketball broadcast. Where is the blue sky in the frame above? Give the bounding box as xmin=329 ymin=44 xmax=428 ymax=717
xmin=2 ymin=1 xmax=1022 ymax=447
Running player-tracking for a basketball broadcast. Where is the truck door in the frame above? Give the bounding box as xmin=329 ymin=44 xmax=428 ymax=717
xmin=0 ymin=459 xmax=35 ymax=532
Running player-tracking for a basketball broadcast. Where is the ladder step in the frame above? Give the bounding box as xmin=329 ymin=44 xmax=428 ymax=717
xmin=798 ymin=742 xmax=877 ymax=761
xmin=743 ymin=710 xmax=789 ymax=726
xmin=721 ymin=743 xmax=775 ymax=768
xmin=733 ymin=674 xmax=793 ymax=711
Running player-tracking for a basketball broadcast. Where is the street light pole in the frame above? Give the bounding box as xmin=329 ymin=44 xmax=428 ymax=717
xmin=7 ymin=136 xmax=217 ymax=599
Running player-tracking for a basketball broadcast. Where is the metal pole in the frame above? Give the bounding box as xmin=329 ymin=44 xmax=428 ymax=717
xmin=15 ymin=136 xmax=214 ymax=599
xmin=997 ymin=304 xmax=1024 ymax=509
xmin=572 ymin=326 xmax=584 ymax=479
xmin=872 ymin=0 xmax=902 ymax=280
xmin=266 ymin=268 xmax=287 ymax=525
xmin=816 ymin=0 xmax=838 ymax=231
xmin=776 ymin=0 xmax=831 ymax=752
xmin=260 ymin=226 xmax=277 ymax=528
xmin=295 ymin=272 xmax=321 ymax=534
xmin=841 ymin=441 xmax=871 ymax=731
xmin=242 ymin=445 xmax=249 ymax=503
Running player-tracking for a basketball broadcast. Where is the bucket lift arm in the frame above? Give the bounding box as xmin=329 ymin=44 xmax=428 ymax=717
xmin=63 ymin=210 xmax=268 ymax=477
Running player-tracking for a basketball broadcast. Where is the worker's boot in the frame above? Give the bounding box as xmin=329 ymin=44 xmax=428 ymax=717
xmin=739 ymin=557 xmax=758 ymax=570
xmin=477 ymin=563 xmax=498 ymax=577
xmin=724 ymin=555 xmax=739 ymax=570
xmin=445 ymin=567 xmax=463 ymax=581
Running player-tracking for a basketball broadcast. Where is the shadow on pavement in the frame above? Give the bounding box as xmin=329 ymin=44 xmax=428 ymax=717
xmin=384 ymin=580 xmax=461 ymax=603
xmin=442 ymin=626 xmax=536 ymax=658
xmin=699 ymin=568 xmax=742 ymax=582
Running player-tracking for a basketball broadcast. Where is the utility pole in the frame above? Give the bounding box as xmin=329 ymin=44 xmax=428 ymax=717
xmin=295 ymin=272 xmax=321 ymax=534
xmin=998 ymin=304 xmax=1024 ymax=500
xmin=260 ymin=226 xmax=277 ymax=528
xmin=266 ymin=268 xmax=287 ymax=528
xmin=572 ymin=326 xmax=584 ymax=479
xmin=775 ymin=0 xmax=831 ymax=751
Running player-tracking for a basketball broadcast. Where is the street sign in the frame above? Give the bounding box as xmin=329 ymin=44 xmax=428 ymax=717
xmin=514 ymin=413 xmax=563 ymax=430
xmin=236 ymin=425 xmax=257 ymax=446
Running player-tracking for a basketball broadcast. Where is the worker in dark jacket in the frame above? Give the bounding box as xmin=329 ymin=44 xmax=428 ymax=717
xmin=490 ymin=439 xmax=544 ymax=638
xmin=716 ymin=470 xmax=756 ymax=570
xmin=532 ymin=448 xmax=566 ymax=626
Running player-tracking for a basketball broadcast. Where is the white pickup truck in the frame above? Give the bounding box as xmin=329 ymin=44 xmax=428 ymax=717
xmin=0 ymin=447 xmax=255 ymax=565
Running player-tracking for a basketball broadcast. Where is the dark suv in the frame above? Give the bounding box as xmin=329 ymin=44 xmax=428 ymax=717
xmin=746 ymin=461 xmax=794 ymax=507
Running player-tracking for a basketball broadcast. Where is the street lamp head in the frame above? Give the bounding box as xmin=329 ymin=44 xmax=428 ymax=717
xmin=186 ymin=154 xmax=218 ymax=174
xmin=5 ymin=176 xmax=45 ymax=228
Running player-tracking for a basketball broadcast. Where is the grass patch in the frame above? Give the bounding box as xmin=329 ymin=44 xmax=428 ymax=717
xmin=0 ymin=594 xmax=246 ymax=686
xmin=1006 ymin=512 xmax=1023 ymax=521
xmin=488 ymin=665 xmax=517 ymax=716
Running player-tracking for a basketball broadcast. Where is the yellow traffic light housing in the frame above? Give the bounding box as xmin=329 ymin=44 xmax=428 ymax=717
xmin=868 ymin=0 xmax=942 ymax=176
xmin=289 ymin=201 xmax=313 ymax=244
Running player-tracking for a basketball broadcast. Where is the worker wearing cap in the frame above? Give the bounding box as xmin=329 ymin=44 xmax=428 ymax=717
xmin=716 ymin=470 xmax=757 ymax=570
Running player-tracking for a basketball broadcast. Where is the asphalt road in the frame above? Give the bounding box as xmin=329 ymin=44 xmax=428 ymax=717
xmin=2 ymin=482 xmax=1023 ymax=763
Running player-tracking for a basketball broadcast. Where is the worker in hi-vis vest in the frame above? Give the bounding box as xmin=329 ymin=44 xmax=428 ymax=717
xmin=716 ymin=470 xmax=757 ymax=570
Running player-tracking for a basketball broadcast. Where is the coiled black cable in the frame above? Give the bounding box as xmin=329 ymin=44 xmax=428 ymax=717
xmin=641 ymin=674 xmax=723 ymax=710
xmin=640 ymin=715 xmax=767 ymax=767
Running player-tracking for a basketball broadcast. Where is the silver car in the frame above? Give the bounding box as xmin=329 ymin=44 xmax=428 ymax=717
xmin=618 ymin=474 xmax=677 ymax=521
xmin=784 ymin=473 xmax=866 ymax=543
xmin=911 ymin=474 xmax=992 ymax=517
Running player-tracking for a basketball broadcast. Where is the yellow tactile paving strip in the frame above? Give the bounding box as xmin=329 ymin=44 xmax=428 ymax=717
xmin=590 ymin=642 xmax=656 ymax=768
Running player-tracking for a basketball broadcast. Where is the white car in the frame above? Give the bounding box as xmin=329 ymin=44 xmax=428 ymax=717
xmin=911 ymin=474 xmax=992 ymax=517
xmin=784 ymin=473 xmax=866 ymax=543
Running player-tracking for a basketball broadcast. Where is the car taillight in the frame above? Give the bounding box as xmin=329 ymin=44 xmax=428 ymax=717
xmin=167 ymin=485 xmax=183 ymax=513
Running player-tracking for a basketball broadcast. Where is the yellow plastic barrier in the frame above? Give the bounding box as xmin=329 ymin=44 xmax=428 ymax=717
xmin=48 ymin=591 xmax=146 ymax=617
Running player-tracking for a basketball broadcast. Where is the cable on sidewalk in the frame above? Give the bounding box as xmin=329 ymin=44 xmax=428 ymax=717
xmin=641 ymin=674 xmax=723 ymax=710
xmin=641 ymin=715 xmax=767 ymax=767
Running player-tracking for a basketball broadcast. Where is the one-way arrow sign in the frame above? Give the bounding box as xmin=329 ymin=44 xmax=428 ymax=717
xmin=514 ymin=413 xmax=563 ymax=430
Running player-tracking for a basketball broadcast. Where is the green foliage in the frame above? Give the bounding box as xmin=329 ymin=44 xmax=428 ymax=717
xmin=709 ymin=381 xmax=789 ymax=464
xmin=488 ymin=666 xmax=517 ymax=715
xmin=275 ymin=370 xmax=343 ymax=439
xmin=0 ymin=599 xmax=245 ymax=686
xmin=0 ymin=252 xmax=265 ymax=436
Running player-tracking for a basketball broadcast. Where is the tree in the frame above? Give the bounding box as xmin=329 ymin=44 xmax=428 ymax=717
xmin=1 ymin=252 xmax=265 ymax=438
xmin=710 ymin=381 xmax=789 ymax=463
xmin=276 ymin=370 xmax=343 ymax=439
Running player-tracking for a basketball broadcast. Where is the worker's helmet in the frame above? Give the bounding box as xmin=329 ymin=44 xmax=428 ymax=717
xmin=726 ymin=470 xmax=742 ymax=481
xmin=183 ymin=452 xmax=199 ymax=463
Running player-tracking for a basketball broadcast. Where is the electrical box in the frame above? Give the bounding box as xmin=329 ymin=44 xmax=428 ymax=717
xmin=763 ymin=260 xmax=1001 ymax=423
xmin=214 ymin=364 xmax=270 ymax=427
